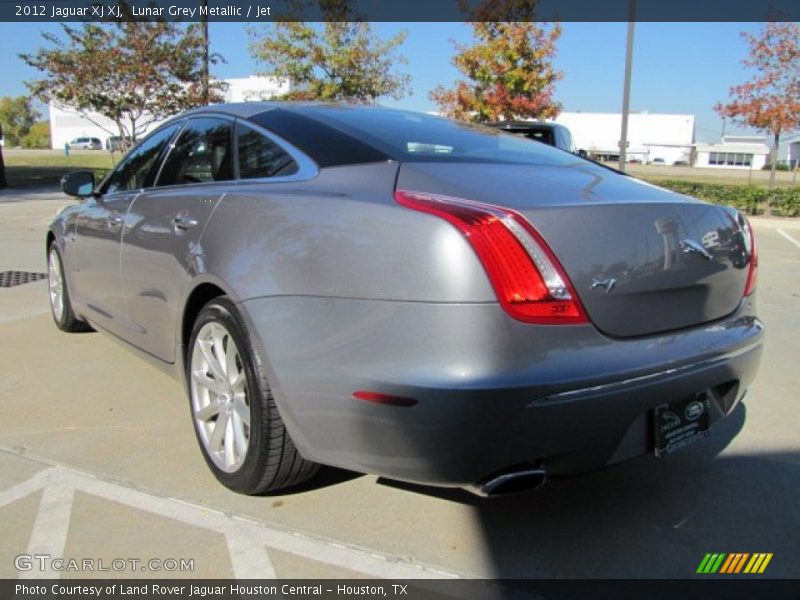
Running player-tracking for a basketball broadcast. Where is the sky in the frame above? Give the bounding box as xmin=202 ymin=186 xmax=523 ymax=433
xmin=0 ymin=21 xmax=766 ymax=142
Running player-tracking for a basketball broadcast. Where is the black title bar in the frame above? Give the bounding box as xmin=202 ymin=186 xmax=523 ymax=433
xmin=1 ymin=0 xmax=800 ymax=23
xmin=4 ymin=579 xmax=800 ymax=600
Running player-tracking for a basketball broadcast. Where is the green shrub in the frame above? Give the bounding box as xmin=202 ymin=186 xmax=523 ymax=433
xmin=645 ymin=179 xmax=766 ymax=215
xmin=768 ymin=187 xmax=800 ymax=217
xmin=91 ymin=168 xmax=111 ymax=182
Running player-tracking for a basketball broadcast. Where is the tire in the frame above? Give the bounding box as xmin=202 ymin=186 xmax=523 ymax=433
xmin=187 ymin=297 xmax=318 ymax=494
xmin=48 ymin=244 xmax=92 ymax=333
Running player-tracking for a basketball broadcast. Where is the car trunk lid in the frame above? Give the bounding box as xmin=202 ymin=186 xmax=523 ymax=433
xmin=396 ymin=162 xmax=752 ymax=338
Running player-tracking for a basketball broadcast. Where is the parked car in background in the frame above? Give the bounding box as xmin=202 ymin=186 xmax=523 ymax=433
xmin=650 ymin=158 xmax=666 ymax=166
xmin=106 ymin=136 xmax=131 ymax=152
xmin=51 ymin=104 xmax=762 ymax=497
xmin=673 ymin=160 xmax=690 ymax=167
xmin=68 ymin=137 xmax=102 ymax=150
xmin=488 ymin=121 xmax=588 ymax=158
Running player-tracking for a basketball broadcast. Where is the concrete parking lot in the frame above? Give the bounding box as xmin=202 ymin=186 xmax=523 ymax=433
xmin=0 ymin=185 xmax=798 ymax=580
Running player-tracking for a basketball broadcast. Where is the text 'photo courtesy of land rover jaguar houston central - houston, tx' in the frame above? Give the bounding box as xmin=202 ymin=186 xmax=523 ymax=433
xmin=50 ymin=104 xmax=763 ymax=497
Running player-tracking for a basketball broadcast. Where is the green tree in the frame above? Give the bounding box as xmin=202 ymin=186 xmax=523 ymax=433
xmin=715 ymin=22 xmax=800 ymax=190
xmin=430 ymin=0 xmax=562 ymax=122
xmin=249 ymin=1 xmax=409 ymax=103
xmin=0 ymin=96 xmax=40 ymax=147
xmin=21 ymin=18 xmax=224 ymax=152
xmin=21 ymin=121 xmax=51 ymax=149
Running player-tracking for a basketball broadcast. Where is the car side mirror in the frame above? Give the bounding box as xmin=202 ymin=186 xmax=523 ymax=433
xmin=61 ymin=171 xmax=95 ymax=198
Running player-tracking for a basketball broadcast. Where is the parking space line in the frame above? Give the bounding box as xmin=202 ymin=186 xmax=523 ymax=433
xmin=776 ymin=228 xmax=800 ymax=250
xmin=0 ymin=468 xmax=56 ymax=508
xmin=20 ymin=485 xmax=75 ymax=579
xmin=0 ymin=447 xmax=463 ymax=580
xmin=225 ymin=523 xmax=277 ymax=579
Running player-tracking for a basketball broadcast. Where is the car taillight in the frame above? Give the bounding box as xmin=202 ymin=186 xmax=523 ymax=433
xmin=394 ymin=189 xmax=588 ymax=325
xmin=742 ymin=215 xmax=757 ymax=296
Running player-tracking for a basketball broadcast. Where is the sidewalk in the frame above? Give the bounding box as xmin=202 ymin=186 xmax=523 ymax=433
xmin=0 ymin=183 xmax=63 ymax=200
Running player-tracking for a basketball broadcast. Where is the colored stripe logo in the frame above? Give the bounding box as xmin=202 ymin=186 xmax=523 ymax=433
xmin=697 ymin=553 xmax=773 ymax=574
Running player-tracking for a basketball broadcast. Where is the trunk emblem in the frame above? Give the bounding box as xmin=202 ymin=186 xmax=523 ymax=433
xmin=680 ymin=239 xmax=713 ymax=261
xmin=591 ymin=277 xmax=617 ymax=293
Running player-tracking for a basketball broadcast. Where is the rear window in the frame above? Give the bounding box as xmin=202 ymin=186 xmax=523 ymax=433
xmin=515 ymin=128 xmax=556 ymax=146
xmin=310 ymin=108 xmax=577 ymax=166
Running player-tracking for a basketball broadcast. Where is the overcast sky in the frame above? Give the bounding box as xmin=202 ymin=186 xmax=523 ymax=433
xmin=0 ymin=21 xmax=769 ymax=142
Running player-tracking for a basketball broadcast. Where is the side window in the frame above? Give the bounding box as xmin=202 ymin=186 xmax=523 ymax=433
xmin=104 ymin=124 xmax=181 ymax=194
xmin=555 ymin=128 xmax=567 ymax=151
xmin=237 ymin=123 xmax=298 ymax=179
xmin=157 ymin=118 xmax=233 ymax=187
xmin=566 ymin=131 xmax=576 ymax=153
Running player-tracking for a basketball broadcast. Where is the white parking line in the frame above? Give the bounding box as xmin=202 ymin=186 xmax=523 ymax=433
xmin=225 ymin=522 xmax=277 ymax=579
xmin=776 ymin=228 xmax=800 ymax=250
xmin=0 ymin=448 xmax=463 ymax=580
xmin=20 ymin=485 xmax=75 ymax=579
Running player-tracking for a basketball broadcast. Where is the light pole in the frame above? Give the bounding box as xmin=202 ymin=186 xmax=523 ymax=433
xmin=201 ymin=0 xmax=209 ymax=104
xmin=0 ymin=124 xmax=6 ymax=190
xmin=618 ymin=0 xmax=636 ymax=171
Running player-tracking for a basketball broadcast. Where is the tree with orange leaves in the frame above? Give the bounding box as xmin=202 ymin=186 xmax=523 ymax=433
xmin=715 ymin=22 xmax=800 ymax=189
xmin=430 ymin=0 xmax=562 ymax=123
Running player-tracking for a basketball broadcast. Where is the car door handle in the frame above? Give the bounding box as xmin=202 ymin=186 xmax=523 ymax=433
xmin=108 ymin=214 xmax=124 ymax=230
xmin=172 ymin=214 xmax=198 ymax=230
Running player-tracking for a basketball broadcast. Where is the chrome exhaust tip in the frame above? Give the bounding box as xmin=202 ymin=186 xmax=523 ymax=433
xmin=468 ymin=467 xmax=547 ymax=497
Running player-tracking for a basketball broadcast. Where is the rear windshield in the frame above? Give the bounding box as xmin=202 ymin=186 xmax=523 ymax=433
xmin=517 ymin=128 xmax=556 ymax=146
xmin=311 ymin=108 xmax=577 ymax=166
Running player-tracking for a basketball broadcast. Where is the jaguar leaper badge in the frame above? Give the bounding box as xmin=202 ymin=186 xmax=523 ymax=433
xmin=591 ymin=277 xmax=617 ymax=293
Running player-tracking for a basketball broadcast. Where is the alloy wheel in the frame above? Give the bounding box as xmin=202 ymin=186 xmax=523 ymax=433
xmin=48 ymin=249 xmax=65 ymax=323
xmin=190 ymin=322 xmax=251 ymax=473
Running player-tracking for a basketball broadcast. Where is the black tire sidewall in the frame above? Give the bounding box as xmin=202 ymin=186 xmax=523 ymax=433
xmin=186 ymin=297 xmax=270 ymax=493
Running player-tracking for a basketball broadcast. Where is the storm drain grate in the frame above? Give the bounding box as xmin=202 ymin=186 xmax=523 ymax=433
xmin=0 ymin=271 xmax=48 ymax=288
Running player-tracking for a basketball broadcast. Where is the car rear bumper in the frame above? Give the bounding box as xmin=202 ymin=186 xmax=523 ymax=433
xmin=240 ymin=294 xmax=763 ymax=489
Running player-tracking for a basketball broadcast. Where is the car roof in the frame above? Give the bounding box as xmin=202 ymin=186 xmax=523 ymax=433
xmin=179 ymin=101 xmax=389 ymax=120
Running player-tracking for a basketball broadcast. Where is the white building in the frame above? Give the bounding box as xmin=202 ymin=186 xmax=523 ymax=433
xmin=775 ymin=132 xmax=800 ymax=169
xmin=552 ymin=111 xmax=695 ymax=164
xmin=693 ymin=135 xmax=769 ymax=170
xmin=49 ymin=75 xmax=290 ymax=150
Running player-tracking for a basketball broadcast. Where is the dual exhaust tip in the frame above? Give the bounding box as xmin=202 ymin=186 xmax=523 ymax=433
xmin=468 ymin=467 xmax=547 ymax=498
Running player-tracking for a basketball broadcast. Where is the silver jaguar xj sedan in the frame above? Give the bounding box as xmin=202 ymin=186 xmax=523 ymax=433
xmin=49 ymin=104 xmax=763 ymax=496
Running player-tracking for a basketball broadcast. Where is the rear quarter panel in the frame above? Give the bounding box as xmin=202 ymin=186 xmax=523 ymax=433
xmin=199 ymin=162 xmax=495 ymax=303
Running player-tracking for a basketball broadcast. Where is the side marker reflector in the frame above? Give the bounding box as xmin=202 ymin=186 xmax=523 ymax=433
xmin=353 ymin=391 xmax=417 ymax=407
